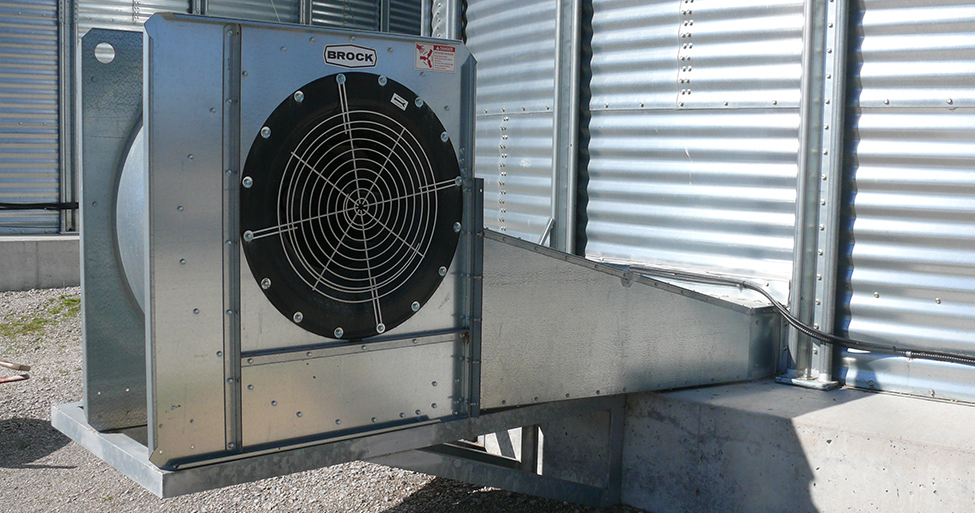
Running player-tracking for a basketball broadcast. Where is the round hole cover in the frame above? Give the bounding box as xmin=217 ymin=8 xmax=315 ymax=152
xmin=240 ymin=72 xmax=462 ymax=340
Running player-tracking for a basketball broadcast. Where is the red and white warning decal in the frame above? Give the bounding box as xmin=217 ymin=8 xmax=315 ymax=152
xmin=414 ymin=43 xmax=456 ymax=73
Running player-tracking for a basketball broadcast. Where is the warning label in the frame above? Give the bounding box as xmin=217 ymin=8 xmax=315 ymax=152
xmin=415 ymin=43 xmax=456 ymax=73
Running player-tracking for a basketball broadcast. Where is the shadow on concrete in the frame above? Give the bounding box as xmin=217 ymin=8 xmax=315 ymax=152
xmin=381 ymin=476 xmax=647 ymax=513
xmin=621 ymin=381 xmax=870 ymax=513
xmin=0 ymin=417 xmax=74 ymax=469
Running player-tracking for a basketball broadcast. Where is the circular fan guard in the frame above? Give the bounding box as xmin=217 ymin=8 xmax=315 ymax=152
xmin=241 ymin=72 xmax=463 ymax=340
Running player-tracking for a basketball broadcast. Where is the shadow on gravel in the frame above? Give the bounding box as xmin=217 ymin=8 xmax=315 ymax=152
xmin=0 ymin=417 xmax=74 ymax=469
xmin=382 ymin=477 xmax=645 ymax=513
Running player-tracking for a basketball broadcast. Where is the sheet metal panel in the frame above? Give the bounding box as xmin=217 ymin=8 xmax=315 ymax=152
xmin=852 ymin=0 xmax=975 ymax=108
xmin=310 ymin=0 xmax=379 ymax=30
xmin=589 ymin=0 xmax=803 ymax=111
xmin=838 ymin=109 xmax=975 ymax=355
xmin=465 ymin=0 xmax=556 ymax=115
xmin=584 ymin=109 xmax=798 ymax=300
xmin=207 ymin=0 xmax=300 ymax=23
xmin=0 ymin=0 xmax=59 ymax=233
xmin=475 ymin=112 xmax=553 ymax=242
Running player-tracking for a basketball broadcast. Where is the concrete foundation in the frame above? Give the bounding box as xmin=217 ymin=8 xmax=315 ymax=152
xmin=622 ymin=380 xmax=975 ymax=513
xmin=0 ymin=235 xmax=80 ymax=291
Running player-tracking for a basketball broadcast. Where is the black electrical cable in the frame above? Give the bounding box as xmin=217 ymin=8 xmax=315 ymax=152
xmin=0 ymin=202 xmax=79 ymax=211
xmin=629 ymin=265 xmax=975 ymax=367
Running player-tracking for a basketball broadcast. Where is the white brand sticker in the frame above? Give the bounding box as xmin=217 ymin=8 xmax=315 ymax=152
xmin=324 ymin=44 xmax=377 ymax=69
xmin=415 ymin=42 xmax=456 ymax=73
xmin=390 ymin=93 xmax=409 ymax=111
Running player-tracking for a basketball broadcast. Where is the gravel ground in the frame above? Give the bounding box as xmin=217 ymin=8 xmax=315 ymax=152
xmin=0 ymin=287 xmax=646 ymax=513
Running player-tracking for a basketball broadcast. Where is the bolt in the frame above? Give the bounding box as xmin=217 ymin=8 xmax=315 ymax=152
xmin=293 ymin=311 xmax=303 ymax=323
xmin=378 ymin=75 xmax=387 ymax=86
xmin=261 ymin=278 xmax=271 ymax=289
xmin=376 ymin=323 xmax=386 ymax=334
xmin=441 ymin=131 xmax=449 ymax=142
xmin=334 ymin=327 xmax=344 ymax=338
xmin=415 ymin=97 xmax=424 ymax=107
xmin=260 ymin=126 xmax=271 ymax=138
xmin=242 ymin=176 xmax=253 ymax=188
xmin=411 ymin=301 xmax=420 ymax=312
xmin=439 ymin=266 xmax=447 ymax=276
xmin=243 ymin=230 xmax=254 ymax=242
xmin=453 ymin=221 xmax=462 ymax=232
xmin=336 ymin=74 xmax=346 ymax=84
xmin=293 ymin=90 xmax=304 ymax=103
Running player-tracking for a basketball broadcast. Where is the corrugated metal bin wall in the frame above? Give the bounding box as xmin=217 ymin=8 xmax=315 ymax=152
xmin=466 ymin=0 xmax=556 ymax=242
xmin=837 ymin=0 xmax=975 ymax=401
xmin=582 ymin=0 xmax=804 ymax=302
xmin=0 ymin=0 xmax=61 ymax=233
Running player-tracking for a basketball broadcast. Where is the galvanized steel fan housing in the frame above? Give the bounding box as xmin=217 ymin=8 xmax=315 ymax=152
xmin=240 ymin=72 xmax=463 ymax=340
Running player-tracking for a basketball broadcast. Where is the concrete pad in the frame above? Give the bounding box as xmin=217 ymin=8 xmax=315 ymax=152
xmin=0 ymin=235 xmax=80 ymax=291
xmin=622 ymin=379 xmax=975 ymax=512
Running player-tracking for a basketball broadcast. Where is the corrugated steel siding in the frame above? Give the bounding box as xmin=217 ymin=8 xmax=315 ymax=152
xmin=311 ymin=0 xmax=379 ymax=30
xmin=207 ymin=0 xmax=300 ymax=23
xmin=78 ymin=0 xmax=191 ymax=36
xmin=467 ymin=0 xmax=556 ymax=242
xmin=0 ymin=0 xmax=60 ymax=233
xmin=388 ymin=0 xmax=419 ymax=35
xmin=589 ymin=0 xmax=803 ymax=111
xmin=584 ymin=0 xmax=803 ymax=297
xmin=585 ymin=109 xmax=799 ymax=288
xmin=465 ymin=0 xmax=556 ymax=114
xmin=838 ymin=110 xmax=975 ymax=352
xmin=838 ymin=0 xmax=975 ymax=396
xmin=476 ymin=112 xmax=554 ymax=241
xmin=853 ymin=0 xmax=975 ymax=108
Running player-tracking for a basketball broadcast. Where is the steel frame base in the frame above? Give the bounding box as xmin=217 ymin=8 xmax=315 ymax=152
xmin=52 ymin=395 xmax=624 ymax=501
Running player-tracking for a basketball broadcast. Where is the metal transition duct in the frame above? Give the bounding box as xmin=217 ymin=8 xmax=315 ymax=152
xmin=54 ymin=14 xmax=777 ymax=503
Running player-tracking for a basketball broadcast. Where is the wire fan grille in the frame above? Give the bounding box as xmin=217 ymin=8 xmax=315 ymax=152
xmin=241 ymin=72 xmax=463 ymax=340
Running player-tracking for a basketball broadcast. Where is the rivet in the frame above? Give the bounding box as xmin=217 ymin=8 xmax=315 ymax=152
xmin=935 ymin=298 xmax=942 ymax=304
xmin=187 ymin=154 xmax=194 ymax=160
xmin=415 ymin=409 xmax=422 ymax=415
xmin=336 ymin=74 xmax=346 ymax=84
xmin=884 ymin=99 xmax=890 ymax=105
xmin=296 ymin=412 xmax=302 ymax=417
xmin=823 ymin=149 xmax=829 ymax=155
xmin=818 ymin=249 xmax=824 ymax=255
xmin=874 ymin=292 xmax=880 ymax=298
xmin=371 ymin=417 xmax=378 ymax=423
xmin=243 ymin=230 xmax=254 ymax=242
xmin=280 ymin=46 xmax=286 ymax=52
xmin=822 ymin=174 xmax=828 ymax=180
xmin=411 ymin=301 xmax=420 ymax=312
xmin=815 ymin=299 xmax=821 ymax=305
xmin=431 ymin=403 xmax=437 ymax=409
xmin=272 ymin=400 xmax=278 ymax=406
xmin=261 ymin=277 xmax=271 ymax=289
xmin=820 ymin=224 xmax=825 ymax=231
xmin=242 ymin=176 xmax=253 ymax=188
xmin=293 ymin=311 xmax=303 ymax=323
xmin=772 ymin=100 xmax=777 ymax=105
xmin=334 ymin=327 xmax=344 ymax=338
xmin=378 ymin=75 xmax=387 ymax=86
xmin=376 ymin=323 xmax=386 ymax=334
xmin=439 ymin=266 xmax=447 ymax=276
xmin=226 ymin=443 xmax=234 ymax=449
xmin=432 ymin=381 xmax=438 ymax=387
xmin=400 ymin=412 xmax=406 ymax=418
xmin=415 ymin=97 xmax=424 ymax=107
xmin=247 ymin=384 xmax=254 ymax=390
xmin=180 ymin=258 xmax=187 ymax=265
xmin=226 ymin=377 xmax=233 ymax=383
xmin=247 ymin=358 xmax=253 ymax=364
xmin=177 ymin=205 xmax=184 ymax=212
xmin=947 ymin=98 xmax=953 ymax=105
xmin=225 ymin=239 xmax=232 ymax=246
xmin=335 ymin=419 xmax=341 ymax=425
xmin=441 ymin=131 xmax=449 ymax=142
xmin=216 ymin=351 xmax=222 ymax=357
xmin=293 ymin=90 xmax=304 ymax=103
xmin=453 ymin=221 xmax=462 ymax=232
xmin=260 ymin=126 xmax=271 ymax=138
xmin=209 ymin=108 xmax=216 ymax=114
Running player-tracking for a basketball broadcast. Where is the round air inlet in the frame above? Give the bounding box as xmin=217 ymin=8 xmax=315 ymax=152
xmin=241 ymin=72 xmax=463 ymax=340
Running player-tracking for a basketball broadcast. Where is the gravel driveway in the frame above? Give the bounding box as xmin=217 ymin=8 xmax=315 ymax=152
xmin=0 ymin=287 xmax=645 ymax=513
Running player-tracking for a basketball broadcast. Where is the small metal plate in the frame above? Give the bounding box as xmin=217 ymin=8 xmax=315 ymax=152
xmin=241 ymin=334 xmax=465 ymax=447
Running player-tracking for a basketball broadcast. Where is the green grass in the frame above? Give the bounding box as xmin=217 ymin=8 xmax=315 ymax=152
xmin=0 ymin=294 xmax=81 ymax=342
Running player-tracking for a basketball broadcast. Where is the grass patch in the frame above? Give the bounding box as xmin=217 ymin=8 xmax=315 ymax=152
xmin=0 ymin=294 xmax=81 ymax=342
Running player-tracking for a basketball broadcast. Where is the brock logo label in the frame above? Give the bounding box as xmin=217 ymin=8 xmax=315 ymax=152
xmin=324 ymin=44 xmax=377 ymax=69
